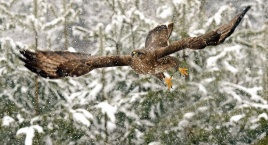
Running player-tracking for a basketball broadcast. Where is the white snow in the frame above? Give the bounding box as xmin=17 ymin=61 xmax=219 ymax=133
xmin=189 ymin=82 xmax=207 ymax=95
xmin=70 ymin=109 xmax=93 ymax=127
xmin=206 ymin=45 xmax=242 ymax=70
xmin=16 ymin=125 xmax=44 ymax=145
xmin=201 ymin=77 xmax=216 ymax=84
xmin=172 ymin=0 xmax=186 ymax=5
xmin=42 ymin=17 xmax=64 ymax=31
xmin=178 ymin=119 xmax=189 ymax=130
xmin=67 ymin=47 xmax=77 ymax=52
xmin=44 ymin=135 xmax=53 ymax=145
xmin=17 ymin=114 xmax=24 ymax=123
xmin=230 ymin=114 xmax=245 ymax=123
xmin=157 ymin=6 xmax=172 ymax=18
xmin=129 ymin=92 xmax=146 ymax=103
xmin=206 ymin=51 xmax=227 ymax=69
xmin=95 ymin=101 xmax=117 ymax=122
xmin=47 ymin=122 xmax=53 ymax=130
xmin=75 ymin=108 xmax=94 ymax=119
xmin=222 ymin=82 xmax=265 ymax=104
xmin=189 ymin=29 xmax=206 ymax=37
xmin=250 ymin=123 xmax=259 ymax=130
xmin=30 ymin=116 xmax=41 ymax=125
xmin=243 ymin=102 xmax=268 ymax=110
xmin=105 ymin=23 xmax=113 ymax=34
xmin=21 ymin=86 xmax=28 ymax=93
xmin=183 ymin=112 xmax=195 ymax=119
xmin=214 ymin=6 xmax=228 ymax=25
xmin=205 ymin=5 xmax=231 ymax=27
xmin=0 ymin=1 xmax=266 ymax=144
xmin=134 ymin=10 xmax=145 ymax=20
xmin=72 ymin=112 xmax=90 ymax=127
xmin=223 ymin=61 xmax=238 ymax=74
xmin=107 ymin=121 xmax=116 ymax=131
xmin=258 ymin=113 xmax=268 ymax=120
xmin=148 ymin=142 xmax=161 ymax=145
xmin=197 ymin=106 xmax=209 ymax=112
xmin=88 ymin=78 xmax=103 ymax=99
xmin=2 ymin=116 xmax=15 ymax=126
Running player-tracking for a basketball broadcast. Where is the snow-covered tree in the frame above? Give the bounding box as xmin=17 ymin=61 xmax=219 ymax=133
xmin=0 ymin=0 xmax=267 ymax=144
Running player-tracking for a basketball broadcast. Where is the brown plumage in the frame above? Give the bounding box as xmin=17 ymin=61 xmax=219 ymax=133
xmin=20 ymin=6 xmax=250 ymax=87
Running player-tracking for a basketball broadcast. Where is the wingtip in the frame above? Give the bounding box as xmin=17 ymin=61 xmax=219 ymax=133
xmin=19 ymin=49 xmax=29 ymax=62
xmin=245 ymin=6 xmax=251 ymax=11
xmin=19 ymin=49 xmax=30 ymax=55
xmin=20 ymin=49 xmax=31 ymax=56
xmin=228 ymin=5 xmax=251 ymax=35
xmin=168 ymin=23 xmax=173 ymax=27
xmin=243 ymin=6 xmax=251 ymax=15
xmin=18 ymin=56 xmax=26 ymax=63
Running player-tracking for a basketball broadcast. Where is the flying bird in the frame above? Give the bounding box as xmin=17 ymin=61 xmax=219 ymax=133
xmin=20 ymin=6 xmax=251 ymax=90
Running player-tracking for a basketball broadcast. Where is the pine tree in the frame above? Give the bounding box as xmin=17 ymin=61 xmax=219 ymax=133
xmin=0 ymin=0 xmax=267 ymax=144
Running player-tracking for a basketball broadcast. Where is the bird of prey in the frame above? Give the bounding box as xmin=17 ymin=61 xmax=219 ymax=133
xmin=20 ymin=6 xmax=251 ymax=90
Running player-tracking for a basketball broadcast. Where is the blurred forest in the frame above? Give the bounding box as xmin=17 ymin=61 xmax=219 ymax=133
xmin=0 ymin=0 xmax=267 ymax=144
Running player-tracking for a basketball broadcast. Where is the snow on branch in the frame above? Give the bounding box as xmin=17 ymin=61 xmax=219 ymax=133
xmin=16 ymin=125 xmax=44 ymax=145
xmin=42 ymin=17 xmax=64 ymax=31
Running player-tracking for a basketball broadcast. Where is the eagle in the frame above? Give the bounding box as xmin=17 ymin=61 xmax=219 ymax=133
xmin=20 ymin=6 xmax=250 ymax=90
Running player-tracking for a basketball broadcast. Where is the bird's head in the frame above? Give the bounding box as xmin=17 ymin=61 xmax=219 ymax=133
xmin=131 ymin=50 xmax=146 ymax=59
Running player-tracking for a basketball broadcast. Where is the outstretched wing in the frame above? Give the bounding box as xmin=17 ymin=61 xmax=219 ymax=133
xmin=155 ymin=6 xmax=251 ymax=58
xmin=145 ymin=23 xmax=173 ymax=48
xmin=20 ymin=50 xmax=132 ymax=79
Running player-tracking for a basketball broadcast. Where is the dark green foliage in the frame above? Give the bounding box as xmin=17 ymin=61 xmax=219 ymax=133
xmin=0 ymin=0 xmax=267 ymax=144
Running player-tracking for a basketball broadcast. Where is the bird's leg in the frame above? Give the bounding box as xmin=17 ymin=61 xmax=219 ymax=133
xmin=170 ymin=64 xmax=188 ymax=76
xmin=164 ymin=75 xmax=173 ymax=90
xmin=178 ymin=67 xmax=188 ymax=76
xmin=179 ymin=50 xmax=189 ymax=77
xmin=161 ymin=56 xmax=188 ymax=77
xmin=154 ymin=73 xmax=165 ymax=85
xmin=154 ymin=73 xmax=173 ymax=90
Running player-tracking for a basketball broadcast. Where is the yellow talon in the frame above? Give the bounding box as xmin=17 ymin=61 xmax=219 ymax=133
xmin=179 ymin=68 xmax=188 ymax=76
xmin=164 ymin=76 xmax=173 ymax=90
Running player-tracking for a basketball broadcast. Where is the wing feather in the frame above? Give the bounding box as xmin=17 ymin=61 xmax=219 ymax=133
xmin=156 ymin=6 xmax=251 ymax=58
xmin=20 ymin=50 xmax=132 ymax=79
xmin=145 ymin=23 xmax=173 ymax=48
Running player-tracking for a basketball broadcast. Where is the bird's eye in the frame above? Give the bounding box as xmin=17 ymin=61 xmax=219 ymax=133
xmin=131 ymin=51 xmax=144 ymax=57
xmin=131 ymin=51 xmax=136 ymax=57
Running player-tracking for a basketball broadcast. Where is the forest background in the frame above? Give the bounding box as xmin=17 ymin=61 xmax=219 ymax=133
xmin=0 ymin=0 xmax=267 ymax=144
